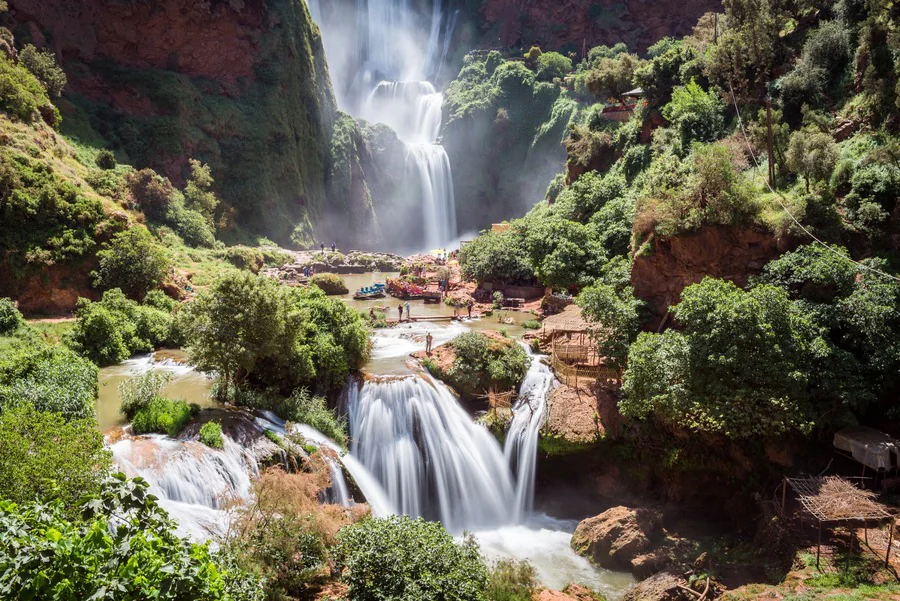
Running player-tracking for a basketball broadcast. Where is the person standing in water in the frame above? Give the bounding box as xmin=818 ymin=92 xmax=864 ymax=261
xmin=425 ymin=331 xmax=433 ymax=354
xmin=467 ymin=299 xmax=473 ymax=319
xmin=397 ymin=304 xmax=404 ymax=322
xmin=404 ymin=301 xmax=411 ymax=321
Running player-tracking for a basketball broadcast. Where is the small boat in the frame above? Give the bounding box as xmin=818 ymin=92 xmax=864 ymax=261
xmin=354 ymin=286 xmax=386 ymax=300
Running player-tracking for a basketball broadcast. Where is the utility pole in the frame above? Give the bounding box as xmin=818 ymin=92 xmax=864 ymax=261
xmin=766 ymin=96 xmax=776 ymax=189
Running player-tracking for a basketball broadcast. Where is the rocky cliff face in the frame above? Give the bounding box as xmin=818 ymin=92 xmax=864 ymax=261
xmin=630 ymin=226 xmax=788 ymax=328
xmin=5 ymin=0 xmax=351 ymax=243
xmin=477 ymin=0 xmax=721 ymax=53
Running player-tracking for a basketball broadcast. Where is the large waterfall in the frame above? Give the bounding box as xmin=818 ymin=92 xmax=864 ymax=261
xmin=307 ymin=0 xmax=458 ymax=251
xmin=343 ymin=348 xmax=553 ymax=532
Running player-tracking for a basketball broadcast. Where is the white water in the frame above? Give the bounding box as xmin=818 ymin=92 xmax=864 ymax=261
xmin=505 ymin=345 xmax=556 ymax=522
xmin=346 ymin=374 xmax=517 ymax=532
xmin=110 ymin=433 xmax=259 ymax=540
xmin=308 ymin=0 xmax=458 ymax=251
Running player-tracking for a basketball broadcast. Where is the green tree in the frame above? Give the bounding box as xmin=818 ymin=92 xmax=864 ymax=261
xmin=126 ymin=168 xmax=175 ymax=219
xmin=0 ymin=298 xmax=22 ymax=334
xmin=17 ymin=44 xmax=67 ymax=98
xmin=93 ymin=226 xmax=169 ymax=299
xmin=443 ymin=332 xmax=530 ymax=396
xmin=184 ymin=159 xmax=219 ymax=224
xmin=585 ymin=53 xmax=642 ymax=102
xmin=535 ymin=51 xmax=573 ymax=81
xmin=458 ymin=228 xmax=534 ymax=284
xmin=0 ymin=403 xmax=110 ymax=513
xmin=622 ymin=278 xmax=827 ymax=439
xmin=786 ymin=128 xmax=838 ymax=191
xmin=334 ymin=516 xmax=487 ymax=601
xmin=577 ymin=283 xmax=642 ymax=370
xmin=662 ymin=79 xmax=725 ymax=145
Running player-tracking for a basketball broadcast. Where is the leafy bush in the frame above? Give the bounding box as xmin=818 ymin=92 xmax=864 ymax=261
xmin=661 ymin=80 xmax=725 ymax=146
xmin=131 ymin=397 xmax=192 ymax=437
xmin=0 ymin=474 xmax=262 ymax=600
xmin=199 ymin=420 xmax=224 ymax=448
xmin=126 ymin=168 xmax=176 ymax=219
xmin=143 ymin=288 xmax=178 ymax=312
xmin=585 ymin=53 xmax=642 ymax=101
xmin=93 ymin=226 xmax=170 ymax=299
xmin=0 ymin=298 xmax=22 ymax=334
xmin=577 ymin=282 xmax=642 ymax=370
xmin=119 ymin=370 xmax=173 ymax=418
xmin=17 ymin=44 xmax=67 ymax=97
xmin=0 ymin=54 xmax=56 ymax=124
xmin=69 ymin=289 xmax=173 ymax=365
xmin=536 ymin=51 xmax=573 ymax=81
xmin=0 ymin=403 xmax=110 ymax=513
xmin=786 ymin=129 xmax=838 ymax=191
xmin=334 ymin=516 xmax=487 ymax=601
xmin=310 ymin=272 xmax=349 ymax=295
xmin=184 ymin=159 xmax=219 ymax=223
xmin=443 ymin=332 xmax=530 ymax=396
xmin=1 ymin=343 xmax=99 ymax=420
xmin=522 ymin=319 xmax=541 ymax=329
xmin=221 ymin=245 xmax=264 ymax=273
xmin=95 ymin=148 xmax=117 ymax=169
xmin=166 ymin=197 xmax=217 ymax=247
xmin=487 ymin=559 xmax=537 ymax=601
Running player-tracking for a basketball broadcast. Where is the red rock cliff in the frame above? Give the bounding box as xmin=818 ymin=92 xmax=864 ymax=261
xmin=630 ymin=226 xmax=789 ymax=327
xmin=479 ymin=0 xmax=722 ymax=53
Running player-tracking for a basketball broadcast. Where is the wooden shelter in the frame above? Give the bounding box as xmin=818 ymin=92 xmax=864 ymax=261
xmin=780 ymin=476 xmax=896 ymax=569
xmin=540 ymin=306 xmax=617 ymax=386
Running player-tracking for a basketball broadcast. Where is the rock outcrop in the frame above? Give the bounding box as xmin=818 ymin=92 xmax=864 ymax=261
xmin=571 ymin=506 xmax=663 ymax=572
xmin=545 ymin=382 xmax=621 ymax=446
xmin=631 ymin=226 xmax=788 ymax=327
xmin=479 ymin=0 xmax=720 ymax=53
xmin=622 ymin=571 xmax=689 ymax=601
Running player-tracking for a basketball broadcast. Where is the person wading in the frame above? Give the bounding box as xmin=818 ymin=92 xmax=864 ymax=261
xmin=397 ymin=304 xmax=404 ymax=322
xmin=425 ymin=331 xmax=433 ymax=354
xmin=467 ymin=299 xmax=473 ymax=319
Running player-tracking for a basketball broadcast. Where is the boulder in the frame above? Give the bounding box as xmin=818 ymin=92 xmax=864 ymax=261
xmin=533 ymin=585 xmax=605 ymax=601
xmin=622 ymin=572 xmax=687 ymax=601
xmin=571 ymin=506 xmax=662 ymax=570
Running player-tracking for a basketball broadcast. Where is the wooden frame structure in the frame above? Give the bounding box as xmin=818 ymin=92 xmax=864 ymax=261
xmin=540 ymin=305 xmax=618 ymax=387
xmin=780 ymin=476 xmax=895 ymax=569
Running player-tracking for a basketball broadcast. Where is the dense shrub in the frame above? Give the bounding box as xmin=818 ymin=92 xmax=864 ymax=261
xmin=0 ymin=402 xmax=110 ymax=513
xmin=487 ymin=559 xmax=537 ymax=601
xmin=183 ymin=159 xmax=219 ymax=223
xmin=0 ymin=298 xmax=22 ymax=334
xmin=577 ymin=282 xmax=642 ymax=370
xmin=443 ymin=332 xmax=530 ymax=396
xmin=786 ymin=129 xmax=838 ymax=191
xmin=95 ymin=148 xmax=117 ymax=169
xmin=309 ymin=272 xmax=349 ymax=295
xmin=334 ymin=516 xmax=487 ymax=601
xmin=166 ymin=197 xmax=217 ymax=247
xmin=0 ymin=475 xmax=262 ymax=600
xmin=222 ymin=245 xmax=264 ymax=273
xmin=1 ymin=343 xmax=99 ymax=419
xmin=69 ymin=288 xmax=174 ymax=365
xmin=585 ymin=53 xmax=642 ymax=101
xmin=661 ymin=80 xmax=725 ymax=146
xmin=0 ymin=150 xmax=105 ymax=266
xmin=535 ymin=51 xmax=573 ymax=81
xmin=199 ymin=420 xmax=224 ymax=448
xmin=93 ymin=226 xmax=170 ymax=299
xmin=0 ymin=54 xmax=56 ymax=124
xmin=131 ymin=397 xmax=192 ymax=437
xmin=126 ymin=168 xmax=176 ymax=219
xmin=842 ymin=162 xmax=900 ymax=234
xmin=119 ymin=370 xmax=172 ymax=419
xmin=17 ymin=44 xmax=67 ymax=97
xmin=180 ymin=272 xmax=369 ymax=399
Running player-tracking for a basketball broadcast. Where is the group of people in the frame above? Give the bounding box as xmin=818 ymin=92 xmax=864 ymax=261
xmin=320 ymin=242 xmax=336 ymax=253
xmin=302 ymin=266 xmax=315 ymax=277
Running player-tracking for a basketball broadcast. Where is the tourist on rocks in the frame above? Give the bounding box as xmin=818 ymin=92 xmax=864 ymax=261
xmin=320 ymin=242 xmax=324 ymax=253
xmin=331 ymin=241 xmax=336 ymax=252
xmin=426 ymin=331 xmax=433 ymax=354
xmin=404 ymin=301 xmax=411 ymax=321
xmin=467 ymin=299 xmax=473 ymax=319
xmin=397 ymin=304 xmax=403 ymax=322
xmin=369 ymin=307 xmax=375 ymax=320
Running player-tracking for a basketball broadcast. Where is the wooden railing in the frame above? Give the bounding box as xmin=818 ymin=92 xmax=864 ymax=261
xmin=550 ymin=353 xmax=618 ymax=388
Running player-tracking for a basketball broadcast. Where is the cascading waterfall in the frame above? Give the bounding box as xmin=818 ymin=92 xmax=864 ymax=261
xmin=307 ymin=0 xmax=458 ymax=250
xmin=504 ymin=346 xmax=556 ymax=522
xmin=346 ymin=375 xmax=517 ymax=532
xmin=110 ymin=434 xmax=260 ymax=539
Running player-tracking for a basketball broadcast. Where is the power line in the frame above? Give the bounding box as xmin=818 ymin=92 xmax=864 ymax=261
xmin=726 ymin=81 xmax=900 ymax=283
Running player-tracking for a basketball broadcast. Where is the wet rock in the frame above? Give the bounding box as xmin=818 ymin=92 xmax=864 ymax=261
xmin=571 ymin=506 xmax=662 ymax=571
xmin=622 ymin=571 xmax=688 ymax=601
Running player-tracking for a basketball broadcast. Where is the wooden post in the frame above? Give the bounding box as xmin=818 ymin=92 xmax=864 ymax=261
xmin=886 ymin=520 xmax=894 ymax=567
xmin=766 ymin=97 xmax=776 ymax=189
xmin=816 ymin=520 xmax=822 ymax=570
xmin=781 ymin=478 xmax=787 ymax=515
